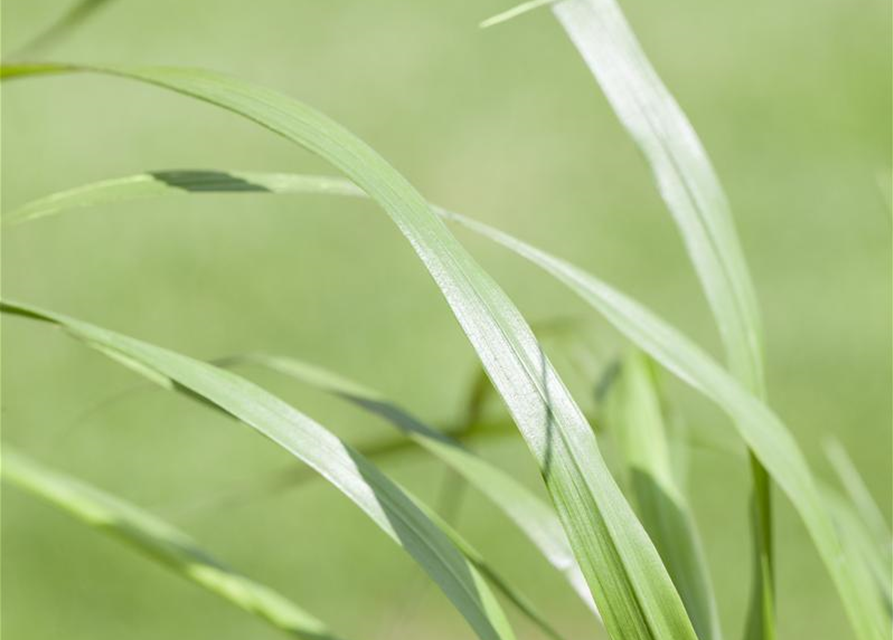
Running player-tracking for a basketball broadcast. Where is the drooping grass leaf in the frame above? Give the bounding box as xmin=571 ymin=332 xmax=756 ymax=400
xmin=3 ymin=64 xmax=701 ymax=640
xmin=2 ymin=448 xmax=346 ymax=640
xmin=217 ymin=353 xmax=598 ymax=619
xmin=1 ymin=301 xmax=517 ymax=640
xmin=602 ymin=351 xmax=721 ymax=640
xmin=5 ymin=164 xmax=888 ymax=639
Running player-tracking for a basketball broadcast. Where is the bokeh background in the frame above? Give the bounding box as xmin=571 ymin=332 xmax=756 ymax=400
xmin=2 ymin=0 xmax=890 ymax=638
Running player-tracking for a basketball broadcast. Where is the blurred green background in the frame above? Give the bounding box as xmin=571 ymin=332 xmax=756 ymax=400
xmin=2 ymin=0 xmax=890 ymax=638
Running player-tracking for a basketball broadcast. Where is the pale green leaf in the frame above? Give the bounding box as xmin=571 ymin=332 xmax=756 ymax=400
xmin=603 ymin=351 xmax=721 ymax=640
xmin=6 ymin=163 xmax=887 ymax=638
xmin=823 ymin=487 xmax=893 ymax=618
xmin=548 ymin=1 xmax=773 ymax=637
xmin=2 ymin=301 xmax=517 ymax=640
xmin=825 ymin=438 xmax=892 ymax=560
xmin=445 ymin=212 xmax=888 ymax=640
xmin=2 ymin=448 xmax=346 ymax=640
xmin=2 ymin=63 xmax=700 ymax=640
xmin=218 ymin=353 xmax=599 ymax=620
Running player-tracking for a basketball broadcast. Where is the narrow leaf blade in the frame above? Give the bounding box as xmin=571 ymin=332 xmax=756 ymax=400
xmin=221 ymin=352 xmax=599 ymax=619
xmin=2 ymin=448 xmax=345 ymax=640
xmin=603 ymin=351 xmax=721 ymax=640
xmin=2 ymin=301 xmax=517 ymax=640
xmin=3 ymin=63 xmax=700 ymax=640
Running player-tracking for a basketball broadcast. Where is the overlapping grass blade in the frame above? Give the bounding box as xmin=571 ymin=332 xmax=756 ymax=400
xmin=456 ymin=318 xmax=606 ymax=434
xmin=602 ymin=351 xmax=721 ymax=640
xmin=218 ymin=353 xmax=598 ymax=619
xmin=444 ymin=214 xmax=888 ymax=640
xmin=410 ymin=495 xmax=569 ymax=640
xmin=2 ymin=448 xmax=347 ymax=640
xmin=546 ymin=1 xmax=774 ymax=637
xmin=6 ymin=162 xmax=889 ymax=639
xmin=1 ymin=301 xmax=517 ymax=640
xmin=2 ymin=64 xmax=701 ymax=640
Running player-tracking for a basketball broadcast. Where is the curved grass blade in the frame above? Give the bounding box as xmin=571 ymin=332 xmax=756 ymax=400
xmin=548 ymin=2 xmax=773 ymax=637
xmin=218 ymin=353 xmax=599 ymax=619
xmin=443 ymin=214 xmax=889 ymax=640
xmin=603 ymin=351 xmax=721 ymax=640
xmin=456 ymin=318 xmax=606 ymax=436
xmin=2 ymin=448 xmax=347 ymax=640
xmin=1 ymin=301 xmax=517 ymax=640
xmin=0 ymin=62 xmax=79 ymax=80
xmin=168 ymin=360 xmax=573 ymax=640
xmin=6 ymin=164 xmax=889 ymax=637
xmin=410 ymin=495 xmax=569 ymax=640
xmin=551 ymin=4 xmax=765 ymax=386
xmin=3 ymin=171 xmax=364 ymax=225
xmin=5 ymin=162 xmax=889 ymax=638
xmin=824 ymin=438 xmax=892 ymax=561
xmin=2 ymin=64 xmax=701 ymax=640
xmin=823 ymin=487 xmax=893 ymax=617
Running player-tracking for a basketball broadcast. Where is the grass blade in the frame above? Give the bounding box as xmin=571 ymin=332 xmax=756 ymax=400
xmin=5 ymin=164 xmax=888 ymax=638
xmin=550 ymin=3 xmax=765 ymax=384
xmin=444 ymin=213 xmax=889 ymax=640
xmin=823 ymin=487 xmax=893 ymax=617
xmin=410 ymin=495 xmax=569 ymax=640
xmin=824 ymin=438 xmax=892 ymax=560
xmin=603 ymin=351 xmax=721 ymax=640
xmin=2 ymin=448 xmax=346 ymax=640
xmin=218 ymin=353 xmax=599 ymax=619
xmin=479 ymin=0 xmax=554 ymax=28
xmin=3 ymin=63 xmax=700 ymax=640
xmin=1 ymin=301 xmax=517 ymax=640
xmin=548 ymin=2 xmax=774 ymax=637
xmin=3 ymin=171 xmax=363 ymax=225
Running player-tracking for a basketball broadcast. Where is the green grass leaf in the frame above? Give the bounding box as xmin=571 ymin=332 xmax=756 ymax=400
xmin=409 ymin=494 xmax=570 ymax=640
xmin=2 ymin=448 xmax=346 ymax=640
xmin=602 ymin=351 xmax=721 ymax=640
xmin=825 ymin=439 xmax=892 ymax=559
xmin=823 ymin=487 xmax=893 ymax=618
xmin=548 ymin=2 xmax=773 ymax=637
xmin=1 ymin=301 xmax=517 ymax=640
xmin=447 ymin=213 xmax=889 ymax=640
xmin=479 ymin=0 xmax=554 ymax=28
xmin=2 ymin=171 xmax=364 ymax=225
xmin=217 ymin=353 xmax=599 ymax=621
xmin=2 ymin=64 xmax=701 ymax=640
xmin=823 ymin=440 xmax=893 ymax=615
xmin=6 ymin=165 xmax=888 ymax=639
